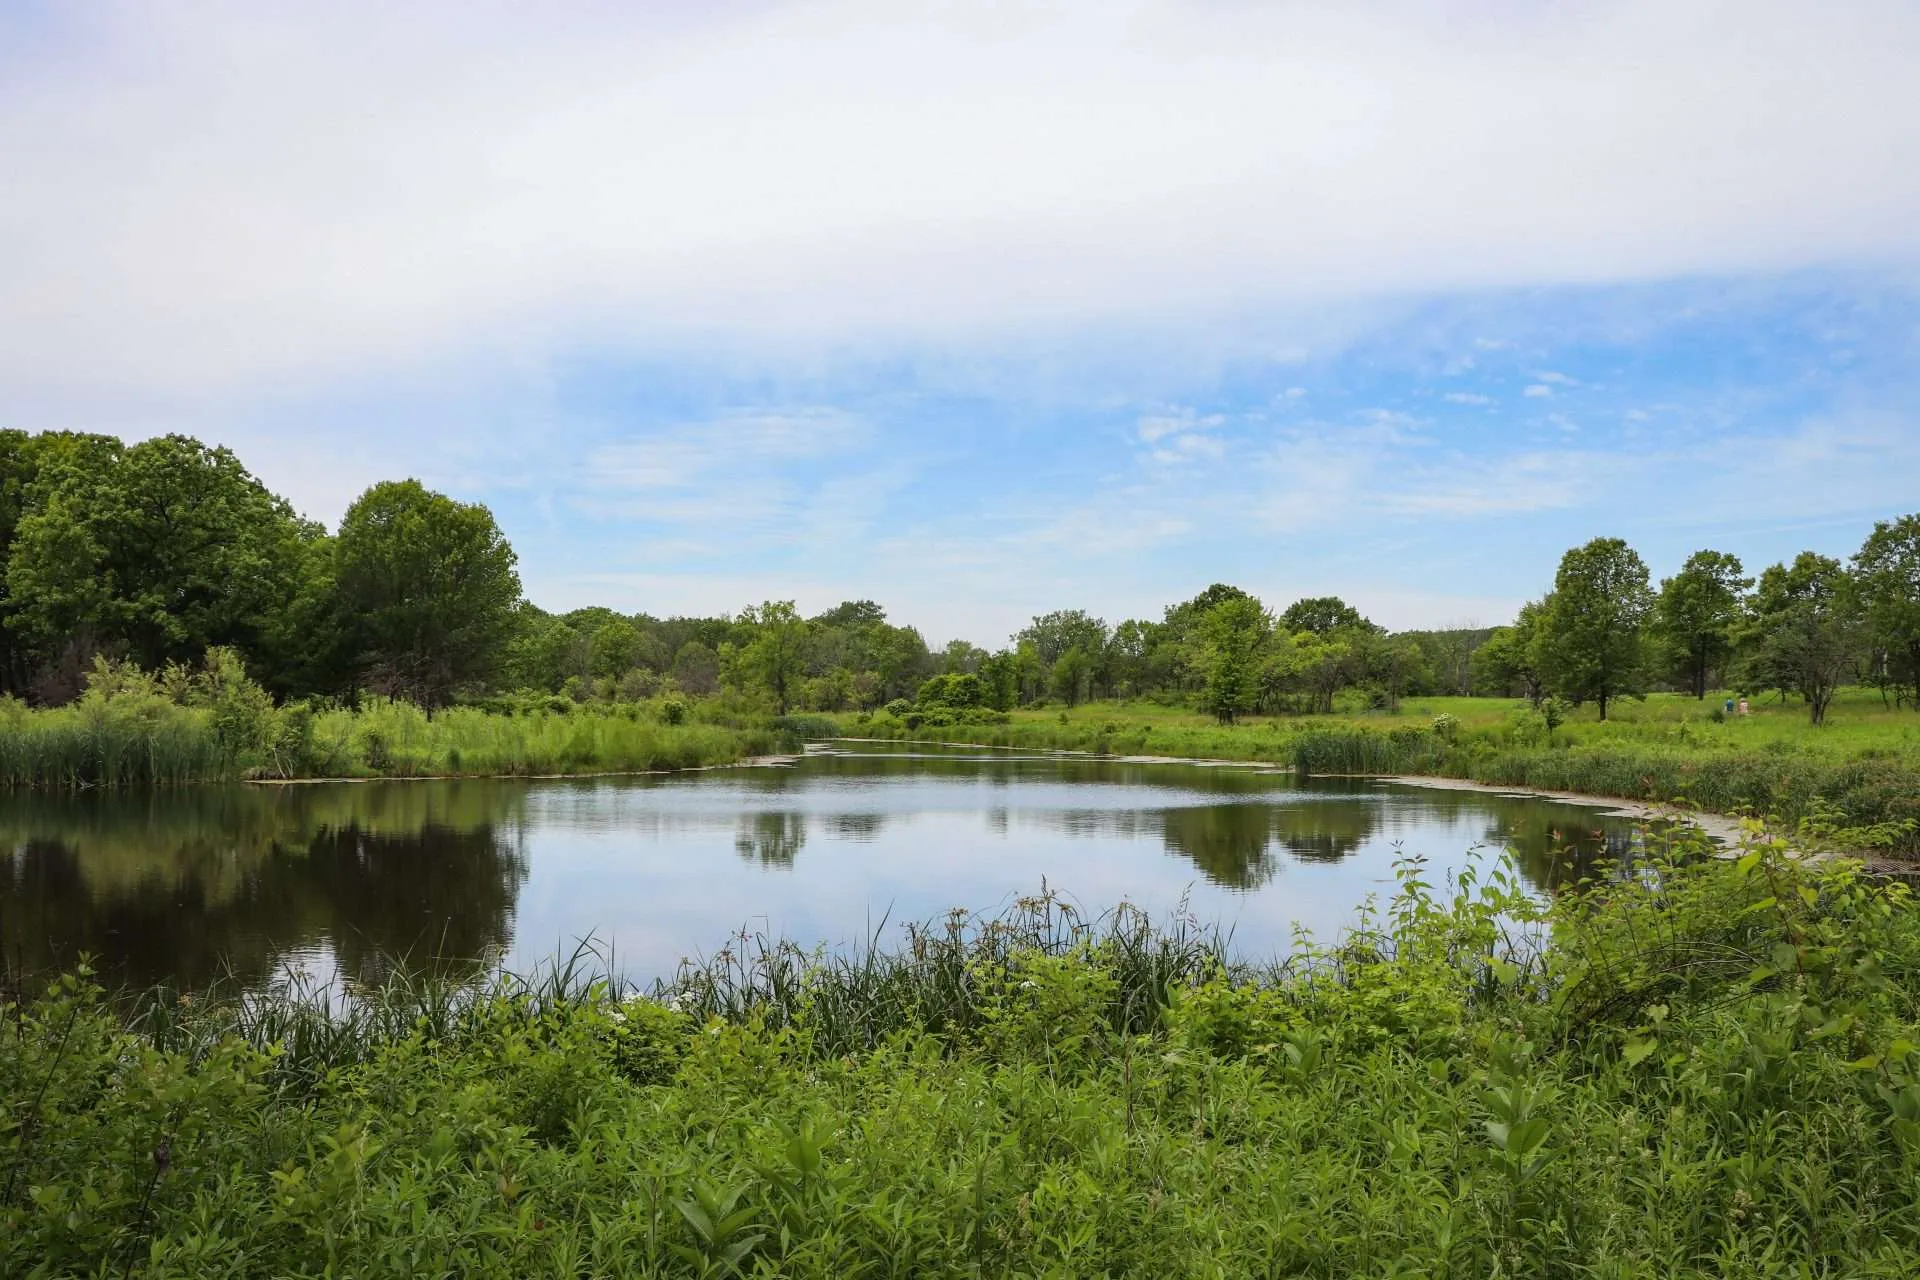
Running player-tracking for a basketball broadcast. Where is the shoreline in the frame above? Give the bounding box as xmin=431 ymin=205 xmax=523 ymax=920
xmin=823 ymin=735 xmax=1848 ymax=863
xmin=1375 ymin=773 xmax=1750 ymax=850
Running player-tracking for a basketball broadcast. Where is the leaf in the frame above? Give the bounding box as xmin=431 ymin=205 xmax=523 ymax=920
xmin=1507 ymin=1117 xmax=1550 ymax=1159
xmin=1622 ymin=1038 xmax=1657 ymax=1068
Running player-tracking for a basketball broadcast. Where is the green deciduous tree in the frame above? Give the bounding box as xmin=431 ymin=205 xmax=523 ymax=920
xmin=1049 ymin=645 xmax=1093 ymax=707
xmin=589 ymin=619 xmax=642 ymax=680
xmin=1279 ymin=596 xmax=1371 ymax=637
xmin=1533 ymin=538 xmax=1653 ymax=720
xmin=1196 ymin=596 xmax=1270 ymax=724
xmin=1654 ymin=549 xmax=1751 ymax=699
xmin=1471 ymin=602 xmax=1547 ymax=704
xmin=738 ymin=601 xmax=811 ymax=714
xmin=4 ymin=434 xmax=310 ymax=699
xmin=333 ymin=479 xmax=523 ymax=706
xmin=1737 ymin=553 xmax=1864 ymax=725
xmin=1016 ymin=610 xmax=1109 ymax=669
xmin=1853 ymin=513 xmax=1920 ymax=709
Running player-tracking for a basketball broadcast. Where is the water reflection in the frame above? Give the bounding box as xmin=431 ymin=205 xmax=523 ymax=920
xmin=735 ymin=812 xmax=806 ymax=867
xmin=1 ymin=746 xmax=1645 ymax=990
xmin=1 ymin=784 xmax=529 ymax=989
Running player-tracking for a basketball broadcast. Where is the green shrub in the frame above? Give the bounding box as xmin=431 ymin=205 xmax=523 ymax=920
xmin=10 ymin=826 xmax=1920 ymax=1275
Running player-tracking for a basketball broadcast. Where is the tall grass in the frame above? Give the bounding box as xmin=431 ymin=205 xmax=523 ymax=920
xmin=0 ymin=683 xmax=786 ymax=789
xmin=10 ymin=824 xmax=1920 ymax=1275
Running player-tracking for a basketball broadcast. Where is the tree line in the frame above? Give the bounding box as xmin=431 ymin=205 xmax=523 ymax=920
xmin=1470 ymin=525 xmax=1920 ymax=724
xmin=1 ymin=431 xmax=1913 ymax=723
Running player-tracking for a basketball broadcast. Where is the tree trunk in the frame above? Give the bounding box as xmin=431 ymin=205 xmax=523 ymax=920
xmin=1597 ymin=690 xmax=1609 ymax=721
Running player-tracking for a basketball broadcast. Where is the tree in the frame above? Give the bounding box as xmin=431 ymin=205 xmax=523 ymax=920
xmin=1196 ymin=597 xmax=1270 ymax=724
xmin=938 ymin=638 xmax=989 ymax=675
xmin=738 ymin=600 xmax=810 ymax=714
xmin=333 ymin=479 xmax=522 ymax=706
xmin=1471 ymin=602 xmax=1546 ymax=704
xmin=811 ymin=599 xmax=887 ymax=630
xmin=1737 ymin=553 xmax=1864 ymax=725
xmin=1288 ymin=630 xmax=1355 ymax=715
xmin=1280 ymin=596 xmax=1371 ymax=636
xmin=1854 ymin=514 xmax=1920 ymax=709
xmin=1533 ymin=538 xmax=1652 ymax=720
xmin=978 ymin=651 xmax=1019 ymax=711
xmin=1015 ymin=610 xmax=1109 ymax=667
xmin=671 ymin=641 xmax=720 ymax=696
xmin=1654 ymin=550 xmax=1750 ymax=699
xmin=589 ymin=619 xmax=642 ymax=679
xmin=1106 ymin=619 xmax=1158 ymax=697
xmin=5 ymin=434 xmax=310 ymax=694
xmin=1049 ymin=645 xmax=1093 ymax=706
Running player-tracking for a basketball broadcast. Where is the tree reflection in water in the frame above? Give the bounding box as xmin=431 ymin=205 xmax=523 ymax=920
xmin=0 ymin=751 xmax=1648 ymax=994
xmin=0 ymin=783 xmax=529 ymax=991
xmin=735 ymin=812 xmax=807 ymax=867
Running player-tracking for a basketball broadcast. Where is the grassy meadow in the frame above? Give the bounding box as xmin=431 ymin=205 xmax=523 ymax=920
xmin=8 ymin=824 xmax=1920 ymax=1276
xmin=837 ymin=689 xmax=1920 ymax=856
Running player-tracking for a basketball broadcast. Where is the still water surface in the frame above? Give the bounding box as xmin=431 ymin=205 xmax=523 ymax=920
xmin=1 ymin=742 xmax=1639 ymax=990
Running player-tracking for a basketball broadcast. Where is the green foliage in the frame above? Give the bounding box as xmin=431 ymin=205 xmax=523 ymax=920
xmin=1471 ymin=600 xmax=1545 ymax=702
xmin=1655 ymin=549 xmax=1751 ymax=699
xmin=1535 ymin=537 xmax=1654 ymax=719
xmin=1278 ymin=594 xmax=1372 ymax=636
xmin=2 ymin=434 xmax=310 ymax=690
xmin=1855 ymin=514 xmax=1920 ymax=708
xmin=11 ymin=829 xmax=1920 ymax=1275
xmin=735 ymin=601 xmax=811 ymax=715
xmin=1737 ymin=552 xmax=1864 ymax=724
xmin=0 ymin=654 xmax=777 ymax=787
xmin=334 ymin=480 xmax=522 ymax=707
xmin=1196 ymin=595 xmax=1269 ymax=724
xmin=916 ymin=672 xmax=985 ymax=709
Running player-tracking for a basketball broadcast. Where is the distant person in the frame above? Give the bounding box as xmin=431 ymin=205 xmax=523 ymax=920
xmin=1737 ymin=697 xmax=1750 ymax=717
xmin=1724 ymin=698 xmax=1735 ymax=715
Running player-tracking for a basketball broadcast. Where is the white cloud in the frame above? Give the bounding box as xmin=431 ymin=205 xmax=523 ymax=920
xmin=1523 ymin=384 xmax=1555 ymax=398
xmin=1443 ymin=391 xmax=1495 ymax=405
xmin=1532 ymin=370 xmax=1579 ymax=386
xmin=586 ymin=411 xmax=867 ymax=492
xmin=3 ymin=0 xmax=1919 ymax=402
xmin=1137 ymin=407 xmax=1227 ymax=463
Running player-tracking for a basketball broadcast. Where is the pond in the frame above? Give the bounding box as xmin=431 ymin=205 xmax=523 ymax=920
xmin=0 ymin=742 xmax=1642 ymax=991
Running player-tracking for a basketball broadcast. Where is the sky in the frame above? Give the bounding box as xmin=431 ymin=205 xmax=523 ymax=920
xmin=4 ymin=0 xmax=1919 ymax=647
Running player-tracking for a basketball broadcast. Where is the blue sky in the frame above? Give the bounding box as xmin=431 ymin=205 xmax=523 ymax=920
xmin=3 ymin=2 xmax=1919 ymax=645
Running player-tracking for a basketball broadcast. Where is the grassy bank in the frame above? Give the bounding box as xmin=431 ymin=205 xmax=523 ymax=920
xmin=7 ymin=825 xmax=1920 ymax=1276
xmin=833 ymin=690 xmax=1920 ymax=856
xmin=0 ymin=677 xmax=784 ymax=788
